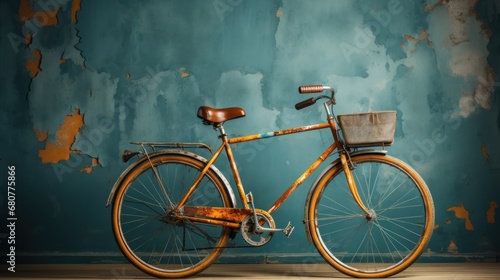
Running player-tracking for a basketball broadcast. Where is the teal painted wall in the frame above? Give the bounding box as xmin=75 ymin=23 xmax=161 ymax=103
xmin=1 ymin=0 xmax=499 ymax=264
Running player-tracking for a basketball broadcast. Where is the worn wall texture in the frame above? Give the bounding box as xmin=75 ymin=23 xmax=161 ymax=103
xmin=1 ymin=0 xmax=499 ymax=264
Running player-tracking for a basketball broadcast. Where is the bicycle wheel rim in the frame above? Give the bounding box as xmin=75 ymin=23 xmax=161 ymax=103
xmin=309 ymin=154 xmax=434 ymax=278
xmin=112 ymin=154 xmax=231 ymax=278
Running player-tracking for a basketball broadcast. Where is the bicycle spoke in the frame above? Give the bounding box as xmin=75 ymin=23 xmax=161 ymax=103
xmin=112 ymin=154 xmax=231 ymax=278
xmin=309 ymin=154 xmax=434 ymax=278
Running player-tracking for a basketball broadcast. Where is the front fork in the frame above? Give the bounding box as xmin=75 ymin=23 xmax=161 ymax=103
xmin=339 ymin=152 xmax=373 ymax=219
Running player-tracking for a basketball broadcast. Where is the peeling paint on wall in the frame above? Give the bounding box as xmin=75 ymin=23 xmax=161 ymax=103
xmin=19 ymin=0 xmax=59 ymax=26
xmin=481 ymin=143 xmax=490 ymax=162
xmin=38 ymin=109 xmax=84 ymax=164
xmin=34 ymin=129 xmax=48 ymax=142
xmin=404 ymin=30 xmax=431 ymax=53
xmin=25 ymin=33 xmax=32 ymax=45
xmin=26 ymin=49 xmax=41 ymax=78
xmin=71 ymin=0 xmax=82 ymax=23
xmin=448 ymin=240 xmax=458 ymax=253
xmin=276 ymin=7 xmax=282 ymax=18
xmin=80 ymin=157 xmax=101 ymax=174
xmin=426 ymin=0 xmax=496 ymax=117
xmin=447 ymin=204 xmax=474 ymax=230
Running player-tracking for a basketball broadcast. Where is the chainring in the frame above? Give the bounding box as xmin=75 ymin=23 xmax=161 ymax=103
xmin=240 ymin=209 xmax=276 ymax=246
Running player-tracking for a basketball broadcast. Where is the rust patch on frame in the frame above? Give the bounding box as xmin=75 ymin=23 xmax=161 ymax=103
xmin=183 ymin=206 xmax=252 ymax=222
xmin=180 ymin=206 xmax=252 ymax=228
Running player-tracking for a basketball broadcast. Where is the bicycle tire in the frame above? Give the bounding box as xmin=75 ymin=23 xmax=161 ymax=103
xmin=307 ymin=153 xmax=434 ymax=278
xmin=111 ymin=153 xmax=233 ymax=278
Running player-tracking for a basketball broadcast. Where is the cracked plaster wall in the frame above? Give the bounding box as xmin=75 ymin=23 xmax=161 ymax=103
xmin=0 ymin=0 xmax=499 ymax=262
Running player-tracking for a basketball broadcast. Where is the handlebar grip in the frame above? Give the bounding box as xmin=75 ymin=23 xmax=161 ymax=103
xmin=295 ymin=98 xmax=316 ymax=110
xmin=298 ymin=85 xmax=324 ymax=94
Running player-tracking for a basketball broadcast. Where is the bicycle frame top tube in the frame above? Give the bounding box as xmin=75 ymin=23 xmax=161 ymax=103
xmin=176 ymin=99 xmax=343 ymax=213
xmin=228 ymin=123 xmax=330 ymax=144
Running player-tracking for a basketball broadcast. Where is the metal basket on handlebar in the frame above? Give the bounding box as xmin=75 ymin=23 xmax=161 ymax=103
xmin=337 ymin=111 xmax=397 ymax=148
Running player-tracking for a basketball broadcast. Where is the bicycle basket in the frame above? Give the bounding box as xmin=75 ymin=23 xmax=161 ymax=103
xmin=337 ymin=111 xmax=397 ymax=148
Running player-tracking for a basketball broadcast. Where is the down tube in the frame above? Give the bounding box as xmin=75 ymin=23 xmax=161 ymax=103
xmin=267 ymin=143 xmax=337 ymax=214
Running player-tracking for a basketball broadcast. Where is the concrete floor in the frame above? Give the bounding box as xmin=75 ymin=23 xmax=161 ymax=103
xmin=1 ymin=263 xmax=500 ymax=279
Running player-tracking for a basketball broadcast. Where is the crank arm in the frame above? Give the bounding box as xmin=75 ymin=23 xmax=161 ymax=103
xmin=256 ymin=222 xmax=294 ymax=237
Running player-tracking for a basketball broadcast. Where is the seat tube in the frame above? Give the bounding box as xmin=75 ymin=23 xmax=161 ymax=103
xmin=220 ymin=134 xmax=249 ymax=208
xmin=174 ymin=143 xmax=225 ymax=210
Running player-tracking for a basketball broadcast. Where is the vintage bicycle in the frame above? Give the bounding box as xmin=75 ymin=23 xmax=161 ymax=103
xmin=106 ymin=85 xmax=435 ymax=278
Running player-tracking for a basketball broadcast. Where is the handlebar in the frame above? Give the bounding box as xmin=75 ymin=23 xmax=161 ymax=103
xmin=295 ymin=98 xmax=316 ymax=110
xmin=298 ymin=85 xmax=334 ymax=94
xmin=295 ymin=85 xmax=335 ymax=110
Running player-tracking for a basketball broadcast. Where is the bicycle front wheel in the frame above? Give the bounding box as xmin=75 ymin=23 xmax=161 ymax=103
xmin=112 ymin=153 xmax=233 ymax=278
xmin=307 ymin=153 xmax=434 ymax=278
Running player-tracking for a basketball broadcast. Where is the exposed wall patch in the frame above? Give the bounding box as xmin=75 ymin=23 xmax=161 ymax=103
xmin=80 ymin=157 xmax=101 ymax=174
xmin=447 ymin=203 xmax=474 ymax=230
xmin=425 ymin=0 xmax=496 ymax=118
xmin=481 ymin=143 xmax=490 ymax=162
xmin=38 ymin=109 xmax=84 ymax=164
xmin=276 ymin=7 xmax=282 ymax=17
xmin=487 ymin=200 xmax=498 ymax=223
xmin=178 ymin=67 xmax=189 ymax=78
xmin=72 ymin=0 xmax=82 ymax=23
xmin=448 ymin=240 xmax=458 ymax=253
xmin=404 ymin=30 xmax=432 ymax=52
xmin=26 ymin=49 xmax=41 ymax=78
xmin=19 ymin=0 xmax=60 ymax=26
xmin=25 ymin=33 xmax=32 ymax=46
xmin=34 ymin=129 xmax=48 ymax=142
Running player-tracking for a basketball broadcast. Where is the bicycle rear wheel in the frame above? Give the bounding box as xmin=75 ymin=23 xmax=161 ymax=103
xmin=112 ymin=153 xmax=233 ymax=278
xmin=307 ymin=153 xmax=434 ymax=278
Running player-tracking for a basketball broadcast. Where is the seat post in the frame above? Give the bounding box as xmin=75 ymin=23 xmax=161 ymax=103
xmin=215 ymin=123 xmax=227 ymax=138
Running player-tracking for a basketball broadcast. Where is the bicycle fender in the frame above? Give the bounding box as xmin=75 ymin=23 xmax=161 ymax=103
xmin=303 ymin=149 xmax=387 ymax=243
xmin=105 ymin=150 xmax=237 ymax=208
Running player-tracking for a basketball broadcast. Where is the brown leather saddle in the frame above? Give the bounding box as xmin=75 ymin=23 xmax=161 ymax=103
xmin=197 ymin=106 xmax=246 ymax=125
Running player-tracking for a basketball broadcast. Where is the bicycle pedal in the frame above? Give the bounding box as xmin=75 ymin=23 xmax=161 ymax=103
xmin=283 ymin=222 xmax=294 ymax=238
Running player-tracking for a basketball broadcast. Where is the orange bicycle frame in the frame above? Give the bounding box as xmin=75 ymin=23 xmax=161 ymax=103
xmin=175 ymin=99 xmax=371 ymax=227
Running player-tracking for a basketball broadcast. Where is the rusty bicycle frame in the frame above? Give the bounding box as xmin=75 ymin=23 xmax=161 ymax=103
xmin=167 ymin=86 xmax=372 ymax=230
